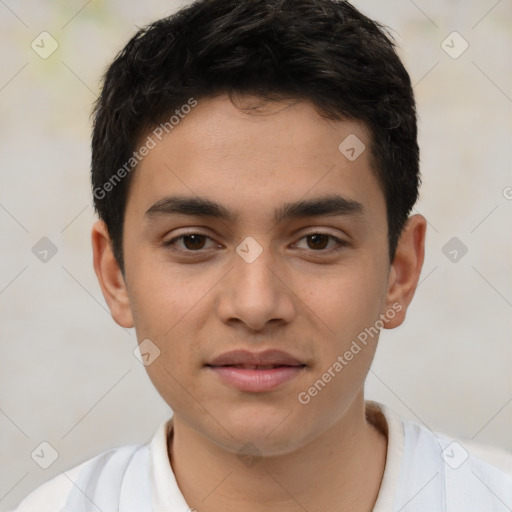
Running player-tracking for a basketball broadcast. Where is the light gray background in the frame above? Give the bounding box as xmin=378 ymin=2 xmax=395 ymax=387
xmin=1 ymin=1 xmax=511 ymax=509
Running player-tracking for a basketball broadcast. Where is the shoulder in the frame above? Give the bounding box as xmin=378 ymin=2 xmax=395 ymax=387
xmin=398 ymin=413 xmax=512 ymax=511
xmin=9 ymin=443 xmax=150 ymax=512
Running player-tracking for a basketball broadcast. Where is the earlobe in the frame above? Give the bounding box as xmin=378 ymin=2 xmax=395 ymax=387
xmin=383 ymin=214 xmax=426 ymax=329
xmin=91 ymin=220 xmax=134 ymax=328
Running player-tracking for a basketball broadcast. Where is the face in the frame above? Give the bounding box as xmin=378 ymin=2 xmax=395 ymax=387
xmin=94 ymin=94 xmax=424 ymax=456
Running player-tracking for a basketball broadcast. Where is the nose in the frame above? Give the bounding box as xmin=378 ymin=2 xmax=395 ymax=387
xmin=216 ymin=238 xmax=296 ymax=332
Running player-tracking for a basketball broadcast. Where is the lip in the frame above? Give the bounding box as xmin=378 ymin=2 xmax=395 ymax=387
xmin=205 ymin=349 xmax=307 ymax=392
xmin=207 ymin=349 xmax=305 ymax=367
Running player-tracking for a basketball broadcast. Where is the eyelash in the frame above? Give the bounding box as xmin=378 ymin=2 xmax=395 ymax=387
xmin=163 ymin=232 xmax=348 ymax=255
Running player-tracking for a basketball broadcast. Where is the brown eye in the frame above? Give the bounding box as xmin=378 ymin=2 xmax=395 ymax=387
xmin=181 ymin=234 xmax=207 ymax=250
xmin=294 ymin=232 xmax=348 ymax=254
xmin=306 ymin=234 xmax=329 ymax=250
xmin=164 ymin=233 xmax=214 ymax=252
xmin=295 ymin=232 xmax=350 ymax=256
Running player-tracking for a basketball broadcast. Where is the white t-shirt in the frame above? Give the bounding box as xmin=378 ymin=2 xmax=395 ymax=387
xmin=9 ymin=401 xmax=512 ymax=512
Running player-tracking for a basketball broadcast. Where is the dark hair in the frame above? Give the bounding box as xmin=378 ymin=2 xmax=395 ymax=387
xmin=91 ymin=0 xmax=420 ymax=273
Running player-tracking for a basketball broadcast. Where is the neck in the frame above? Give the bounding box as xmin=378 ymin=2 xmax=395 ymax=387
xmin=169 ymin=395 xmax=387 ymax=512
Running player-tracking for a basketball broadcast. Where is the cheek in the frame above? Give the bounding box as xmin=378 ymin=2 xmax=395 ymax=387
xmin=134 ymin=305 xmax=204 ymax=415
xmin=127 ymin=256 xmax=205 ymax=337
xmin=295 ymin=269 xmax=386 ymax=418
xmin=298 ymin=259 xmax=388 ymax=346
xmin=127 ymin=263 xmax=212 ymax=364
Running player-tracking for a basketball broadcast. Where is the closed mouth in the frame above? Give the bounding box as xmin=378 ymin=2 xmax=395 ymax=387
xmin=207 ymin=364 xmax=306 ymax=370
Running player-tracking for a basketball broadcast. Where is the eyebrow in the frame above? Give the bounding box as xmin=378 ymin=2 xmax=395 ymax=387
xmin=144 ymin=194 xmax=365 ymax=224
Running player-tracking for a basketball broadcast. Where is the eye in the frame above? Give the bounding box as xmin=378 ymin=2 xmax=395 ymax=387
xmin=164 ymin=233 xmax=217 ymax=252
xmin=294 ymin=232 xmax=347 ymax=252
xmin=163 ymin=231 xmax=348 ymax=255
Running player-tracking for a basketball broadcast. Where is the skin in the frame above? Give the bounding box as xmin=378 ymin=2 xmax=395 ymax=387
xmin=92 ymin=93 xmax=426 ymax=512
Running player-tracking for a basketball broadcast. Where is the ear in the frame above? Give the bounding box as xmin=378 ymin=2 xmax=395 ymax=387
xmin=91 ymin=220 xmax=134 ymax=328
xmin=383 ymin=214 xmax=426 ymax=329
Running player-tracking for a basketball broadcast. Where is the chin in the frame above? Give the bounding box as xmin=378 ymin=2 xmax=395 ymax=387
xmin=212 ymin=402 xmax=307 ymax=455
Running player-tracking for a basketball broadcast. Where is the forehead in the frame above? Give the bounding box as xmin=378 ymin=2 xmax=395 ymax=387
xmin=125 ymin=94 xmax=385 ymax=227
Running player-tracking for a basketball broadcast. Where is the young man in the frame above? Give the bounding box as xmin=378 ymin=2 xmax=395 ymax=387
xmin=11 ymin=0 xmax=512 ymax=511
